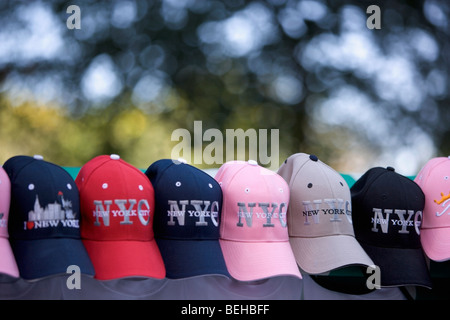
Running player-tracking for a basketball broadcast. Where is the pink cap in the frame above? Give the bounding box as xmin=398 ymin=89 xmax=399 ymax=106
xmin=216 ymin=160 xmax=301 ymax=281
xmin=415 ymin=156 xmax=450 ymax=261
xmin=0 ymin=167 xmax=19 ymax=278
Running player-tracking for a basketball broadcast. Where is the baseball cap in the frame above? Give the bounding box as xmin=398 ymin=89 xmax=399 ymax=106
xmin=277 ymin=153 xmax=374 ymax=274
xmin=76 ymin=154 xmax=165 ymax=280
xmin=351 ymin=166 xmax=432 ymax=288
xmin=0 ymin=166 xmax=19 ymax=278
xmin=215 ymin=160 xmax=301 ymax=281
xmin=145 ymin=158 xmax=229 ymax=279
xmin=414 ymin=156 xmax=450 ymax=261
xmin=3 ymin=155 xmax=95 ymax=280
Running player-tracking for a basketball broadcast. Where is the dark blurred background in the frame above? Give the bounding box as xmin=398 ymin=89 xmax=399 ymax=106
xmin=0 ymin=0 xmax=448 ymax=175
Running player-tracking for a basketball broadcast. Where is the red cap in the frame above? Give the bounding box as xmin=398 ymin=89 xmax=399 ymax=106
xmin=75 ymin=154 xmax=165 ymax=280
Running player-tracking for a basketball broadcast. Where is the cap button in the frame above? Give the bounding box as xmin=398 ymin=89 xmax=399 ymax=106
xmin=110 ymin=154 xmax=120 ymax=160
xmin=248 ymin=160 xmax=258 ymax=166
xmin=33 ymin=155 xmax=44 ymax=160
xmin=309 ymin=154 xmax=318 ymax=162
xmin=387 ymin=166 xmax=395 ymax=171
xmin=177 ymin=158 xmax=187 ymax=164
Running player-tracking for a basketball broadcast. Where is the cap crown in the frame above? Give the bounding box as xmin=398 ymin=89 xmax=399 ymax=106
xmin=145 ymin=159 xmax=222 ymax=240
xmin=3 ymin=156 xmax=81 ymax=240
xmin=351 ymin=167 xmax=424 ymax=249
xmin=216 ymin=161 xmax=289 ymax=242
xmin=76 ymin=155 xmax=155 ymax=242
xmin=0 ymin=167 xmax=11 ymax=238
xmin=414 ymin=157 xmax=450 ymax=230
xmin=278 ymin=153 xmax=354 ymax=238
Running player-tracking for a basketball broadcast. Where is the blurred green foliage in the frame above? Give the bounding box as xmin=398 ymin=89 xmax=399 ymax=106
xmin=0 ymin=0 xmax=448 ymax=173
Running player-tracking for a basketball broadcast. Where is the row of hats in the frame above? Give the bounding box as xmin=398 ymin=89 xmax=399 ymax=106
xmin=1 ymin=153 xmax=450 ymax=289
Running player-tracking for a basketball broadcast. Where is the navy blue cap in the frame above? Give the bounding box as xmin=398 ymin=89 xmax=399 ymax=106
xmin=3 ymin=155 xmax=95 ymax=280
xmin=145 ymin=159 xmax=230 ymax=279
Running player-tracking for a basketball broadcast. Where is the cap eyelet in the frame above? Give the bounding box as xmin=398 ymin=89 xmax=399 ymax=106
xmin=102 ymin=183 xmax=108 ymax=189
xmin=245 ymin=187 xmax=250 ymax=193
xmin=175 ymin=181 xmax=181 ymax=187
xmin=28 ymin=184 xmax=35 ymax=190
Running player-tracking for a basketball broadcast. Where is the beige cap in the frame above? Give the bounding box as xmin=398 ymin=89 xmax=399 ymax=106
xmin=277 ymin=153 xmax=374 ymax=274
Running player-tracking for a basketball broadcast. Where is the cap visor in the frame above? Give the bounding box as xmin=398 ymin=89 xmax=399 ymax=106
xmin=219 ymin=239 xmax=301 ymax=281
xmin=289 ymin=234 xmax=374 ymax=274
xmin=421 ymin=228 xmax=450 ymax=262
xmin=0 ymin=238 xmax=19 ymax=278
xmin=361 ymin=243 xmax=432 ymax=289
xmin=83 ymin=239 xmax=165 ymax=280
xmin=11 ymin=237 xmax=95 ymax=280
xmin=157 ymin=238 xmax=230 ymax=279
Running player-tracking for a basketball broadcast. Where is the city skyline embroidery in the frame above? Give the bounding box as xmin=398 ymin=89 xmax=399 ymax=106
xmin=25 ymin=191 xmax=79 ymax=230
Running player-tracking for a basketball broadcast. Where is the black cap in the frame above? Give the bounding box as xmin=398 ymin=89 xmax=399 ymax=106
xmin=350 ymin=167 xmax=432 ymax=289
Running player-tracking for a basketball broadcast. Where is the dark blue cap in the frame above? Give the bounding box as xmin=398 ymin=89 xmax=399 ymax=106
xmin=145 ymin=159 xmax=230 ymax=279
xmin=3 ymin=155 xmax=95 ymax=280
